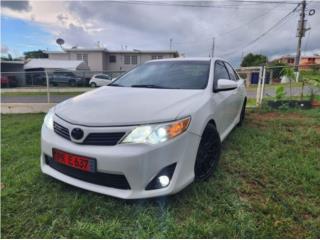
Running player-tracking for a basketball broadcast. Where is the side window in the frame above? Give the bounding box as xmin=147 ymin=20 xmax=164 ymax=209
xmin=224 ymin=62 xmax=239 ymax=81
xmin=214 ymin=61 xmax=230 ymax=83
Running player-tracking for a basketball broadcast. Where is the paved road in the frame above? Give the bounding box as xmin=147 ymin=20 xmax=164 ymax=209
xmin=1 ymin=86 xmax=319 ymax=103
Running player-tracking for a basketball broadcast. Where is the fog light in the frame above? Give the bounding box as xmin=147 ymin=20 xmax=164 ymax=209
xmin=158 ymin=175 xmax=170 ymax=187
xmin=145 ymin=163 xmax=176 ymax=190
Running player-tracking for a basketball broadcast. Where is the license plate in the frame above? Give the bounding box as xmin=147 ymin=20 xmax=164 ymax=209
xmin=52 ymin=149 xmax=96 ymax=172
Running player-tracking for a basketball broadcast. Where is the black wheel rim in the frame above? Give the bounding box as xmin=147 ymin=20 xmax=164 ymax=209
xmin=195 ymin=133 xmax=221 ymax=180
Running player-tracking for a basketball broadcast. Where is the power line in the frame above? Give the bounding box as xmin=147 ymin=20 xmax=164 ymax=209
xmin=108 ymin=0 xmax=301 ymax=9
xmin=174 ymin=7 xmax=276 ymax=46
xmin=221 ymin=3 xmax=299 ymax=57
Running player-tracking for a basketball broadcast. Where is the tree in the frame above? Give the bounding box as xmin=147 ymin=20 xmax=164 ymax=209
xmin=24 ymin=50 xmax=48 ymax=59
xmin=240 ymin=53 xmax=268 ymax=67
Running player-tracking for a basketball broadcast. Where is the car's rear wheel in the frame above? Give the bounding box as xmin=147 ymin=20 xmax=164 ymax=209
xmin=237 ymin=98 xmax=246 ymax=126
xmin=194 ymin=123 xmax=221 ymax=181
xmin=90 ymin=82 xmax=97 ymax=88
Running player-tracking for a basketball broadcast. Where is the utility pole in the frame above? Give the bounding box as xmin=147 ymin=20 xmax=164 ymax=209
xmin=210 ymin=37 xmax=215 ymax=57
xmin=294 ymin=0 xmax=309 ymax=73
xmin=169 ymin=38 xmax=173 ymax=50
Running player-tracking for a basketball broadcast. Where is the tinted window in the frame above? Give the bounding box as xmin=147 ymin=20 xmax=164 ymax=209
xmin=111 ymin=61 xmax=210 ymax=90
xmin=214 ymin=61 xmax=230 ymax=82
xmin=96 ymin=75 xmax=109 ymax=79
xmin=224 ymin=62 xmax=238 ymax=81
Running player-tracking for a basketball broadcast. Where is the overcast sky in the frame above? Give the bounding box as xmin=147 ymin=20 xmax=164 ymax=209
xmin=1 ymin=0 xmax=320 ymax=65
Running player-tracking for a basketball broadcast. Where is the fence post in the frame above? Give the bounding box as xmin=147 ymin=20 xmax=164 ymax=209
xmin=259 ymin=66 xmax=267 ymax=108
xmin=256 ymin=66 xmax=263 ymax=107
xmin=45 ymin=71 xmax=50 ymax=103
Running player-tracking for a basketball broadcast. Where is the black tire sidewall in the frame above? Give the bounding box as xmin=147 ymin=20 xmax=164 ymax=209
xmin=194 ymin=124 xmax=221 ymax=181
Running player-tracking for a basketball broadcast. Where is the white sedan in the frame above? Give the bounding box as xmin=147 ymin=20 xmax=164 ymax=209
xmin=89 ymin=74 xmax=112 ymax=87
xmin=41 ymin=58 xmax=247 ymax=199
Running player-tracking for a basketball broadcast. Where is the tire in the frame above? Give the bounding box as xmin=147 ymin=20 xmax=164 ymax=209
xmin=90 ymin=82 xmax=97 ymax=88
xmin=194 ymin=124 xmax=221 ymax=181
xmin=237 ymin=98 xmax=246 ymax=127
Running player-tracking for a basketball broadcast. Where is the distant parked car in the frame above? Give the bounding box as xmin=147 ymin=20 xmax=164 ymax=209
xmin=89 ymin=74 xmax=112 ymax=87
xmin=50 ymin=71 xmax=86 ymax=87
xmin=1 ymin=76 xmax=18 ymax=88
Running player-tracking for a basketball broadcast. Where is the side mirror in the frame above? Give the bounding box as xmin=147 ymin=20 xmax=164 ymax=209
xmin=215 ymin=79 xmax=237 ymax=92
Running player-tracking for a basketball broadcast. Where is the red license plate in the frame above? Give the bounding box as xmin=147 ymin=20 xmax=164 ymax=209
xmin=52 ymin=149 xmax=96 ymax=172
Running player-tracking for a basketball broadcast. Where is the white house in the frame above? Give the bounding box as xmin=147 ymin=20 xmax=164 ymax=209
xmin=45 ymin=48 xmax=179 ymax=72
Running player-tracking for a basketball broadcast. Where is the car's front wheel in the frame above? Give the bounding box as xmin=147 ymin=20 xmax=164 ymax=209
xmin=90 ymin=82 xmax=97 ymax=88
xmin=194 ymin=123 xmax=221 ymax=181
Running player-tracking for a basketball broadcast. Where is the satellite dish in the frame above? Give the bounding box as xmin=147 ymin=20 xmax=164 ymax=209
xmin=56 ymin=38 xmax=65 ymax=50
xmin=56 ymin=38 xmax=65 ymax=45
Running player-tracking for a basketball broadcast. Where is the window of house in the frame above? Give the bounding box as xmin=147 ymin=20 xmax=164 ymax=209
xmin=151 ymin=55 xmax=163 ymax=60
xmin=131 ymin=56 xmax=138 ymax=65
xmin=124 ymin=55 xmax=130 ymax=64
xmin=109 ymin=55 xmax=116 ymax=63
xmin=288 ymin=58 xmax=294 ymax=64
xmin=308 ymin=58 xmax=315 ymax=63
xmin=76 ymin=53 xmax=89 ymax=65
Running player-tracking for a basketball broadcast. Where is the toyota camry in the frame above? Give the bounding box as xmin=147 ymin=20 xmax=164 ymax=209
xmin=41 ymin=57 xmax=247 ymax=199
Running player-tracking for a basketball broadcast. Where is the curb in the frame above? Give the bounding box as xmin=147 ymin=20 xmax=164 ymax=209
xmin=1 ymin=103 xmax=56 ymax=114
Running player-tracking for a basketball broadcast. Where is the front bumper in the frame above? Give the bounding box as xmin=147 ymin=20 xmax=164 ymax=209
xmin=40 ymin=121 xmax=201 ymax=199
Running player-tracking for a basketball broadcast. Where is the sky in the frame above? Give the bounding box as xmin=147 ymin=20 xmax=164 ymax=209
xmin=1 ymin=0 xmax=320 ymax=66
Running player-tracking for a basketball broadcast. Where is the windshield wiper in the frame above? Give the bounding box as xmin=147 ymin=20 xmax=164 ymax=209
xmin=131 ymin=84 xmax=173 ymax=89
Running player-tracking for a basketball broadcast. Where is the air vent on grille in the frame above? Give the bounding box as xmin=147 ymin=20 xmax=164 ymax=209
xmin=53 ymin=122 xmax=70 ymax=140
xmin=83 ymin=132 xmax=126 ymax=146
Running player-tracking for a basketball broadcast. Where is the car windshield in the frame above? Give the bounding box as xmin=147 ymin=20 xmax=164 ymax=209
xmin=110 ymin=61 xmax=210 ymax=89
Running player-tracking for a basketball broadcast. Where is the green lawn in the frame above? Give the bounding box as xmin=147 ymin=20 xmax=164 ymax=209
xmin=1 ymin=110 xmax=320 ymax=238
xmin=1 ymin=91 xmax=86 ymax=97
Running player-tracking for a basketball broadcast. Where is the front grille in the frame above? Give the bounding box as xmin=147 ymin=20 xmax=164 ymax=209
xmin=83 ymin=132 xmax=126 ymax=146
xmin=45 ymin=155 xmax=131 ymax=190
xmin=54 ymin=122 xmax=70 ymax=140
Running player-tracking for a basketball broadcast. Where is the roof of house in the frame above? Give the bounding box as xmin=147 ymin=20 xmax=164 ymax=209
xmin=45 ymin=48 xmax=179 ymax=55
xmin=24 ymin=59 xmax=89 ymax=70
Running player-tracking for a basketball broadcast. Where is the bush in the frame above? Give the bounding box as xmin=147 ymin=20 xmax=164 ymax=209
xmin=275 ymin=85 xmax=286 ymax=101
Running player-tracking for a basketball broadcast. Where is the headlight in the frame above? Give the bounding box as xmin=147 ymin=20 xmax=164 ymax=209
xmin=43 ymin=109 xmax=54 ymax=130
xmin=121 ymin=117 xmax=190 ymax=144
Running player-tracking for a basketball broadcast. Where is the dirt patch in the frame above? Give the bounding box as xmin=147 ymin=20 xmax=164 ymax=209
xmin=250 ymin=112 xmax=307 ymax=122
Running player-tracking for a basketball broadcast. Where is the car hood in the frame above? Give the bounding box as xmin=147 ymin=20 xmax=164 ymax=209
xmin=55 ymin=86 xmax=204 ymax=126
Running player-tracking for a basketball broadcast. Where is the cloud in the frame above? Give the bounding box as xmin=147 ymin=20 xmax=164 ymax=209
xmin=1 ymin=1 xmax=320 ymax=65
xmin=1 ymin=1 xmax=31 ymax=12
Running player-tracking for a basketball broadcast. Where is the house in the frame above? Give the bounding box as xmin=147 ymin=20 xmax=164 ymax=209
xmin=236 ymin=66 xmax=272 ymax=86
xmin=273 ymin=54 xmax=320 ymax=69
xmin=45 ymin=48 xmax=179 ymax=72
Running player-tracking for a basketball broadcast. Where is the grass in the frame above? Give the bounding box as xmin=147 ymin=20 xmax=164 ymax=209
xmin=1 ymin=91 xmax=86 ymax=97
xmin=1 ymin=110 xmax=320 ymax=238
